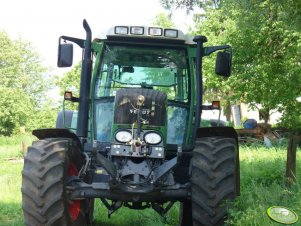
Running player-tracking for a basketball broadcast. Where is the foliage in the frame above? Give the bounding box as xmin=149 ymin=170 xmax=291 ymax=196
xmin=0 ymin=31 xmax=49 ymax=104
xmin=55 ymin=63 xmax=81 ymax=111
xmin=29 ymin=101 xmax=58 ymax=131
xmin=0 ymin=31 xmax=55 ymax=135
xmin=0 ymin=88 xmax=56 ymax=134
xmin=56 ymin=63 xmax=81 ymax=96
xmin=0 ymin=87 xmax=33 ymax=135
xmin=161 ymin=0 xmax=301 ymax=130
xmin=223 ymin=0 xmax=301 ymax=127
xmin=152 ymin=13 xmax=175 ymax=28
xmin=160 ymin=0 xmax=219 ymax=12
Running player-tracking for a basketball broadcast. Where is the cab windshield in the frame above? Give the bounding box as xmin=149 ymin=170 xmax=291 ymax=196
xmin=94 ymin=44 xmax=190 ymax=145
xmin=95 ymin=44 xmax=189 ymax=101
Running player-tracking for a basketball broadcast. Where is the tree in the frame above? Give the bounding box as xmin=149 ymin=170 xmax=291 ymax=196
xmin=0 ymin=31 xmax=52 ymax=135
xmin=161 ymin=0 xmax=301 ymax=185
xmin=152 ymin=13 xmax=175 ymax=28
xmin=0 ymin=87 xmax=33 ymax=135
xmin=55 ymin=63 xmax=81 ymax=110
xmin=179 ymin=0 xmax=301 ymax=127
xmin=0 ymin=32 xmax=49 ymax=104
xmin=27 ymin=99 xmax=59 ymax=132
xmin=56 ymin=63 xmax=81 ymax=96
xmin=228 ymin=1 xmax=300 ymax=122
xmin=160 ymin=0 xmax=301 ymax=126
xmin=160 ymin=0 xmax=219 ymax=12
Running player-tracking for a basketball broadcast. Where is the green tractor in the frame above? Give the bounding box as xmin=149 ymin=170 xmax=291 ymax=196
xmin=22 ymin=20 xmax=239 ymax=226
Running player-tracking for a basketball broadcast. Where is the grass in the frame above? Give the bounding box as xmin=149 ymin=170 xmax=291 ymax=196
xmin=92 ymin=201 xmax=179 ymax=226
xmin=227 ymin=145 xmax=301 ymax=226
xmin=0 ymin=161 xmax=24 ymax=226
xmin=0 ymin=136 xmax=300 ymax=225
xmin=0 ymin=135 xmax=35 ymax=147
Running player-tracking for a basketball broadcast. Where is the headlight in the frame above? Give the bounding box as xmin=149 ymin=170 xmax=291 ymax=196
xmin=144 ymin=132 xmax=162 ymax=145
xmin=115 ymin=130 xmax=132 ymax=143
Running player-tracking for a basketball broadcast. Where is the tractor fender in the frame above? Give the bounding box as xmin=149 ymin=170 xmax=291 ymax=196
xmin=32 ymin=128 xmax=82 ymax=149
xmin=196 ymin=126 xmax=238 ymax=146
xmin=196 ymin=126 xmax=240 ymax=196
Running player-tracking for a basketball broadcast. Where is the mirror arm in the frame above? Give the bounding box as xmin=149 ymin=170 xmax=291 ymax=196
xmin=204 ymin=45 xmax=231 ymax=56
xmin=59 ymin=36 xmax=85 ymax=48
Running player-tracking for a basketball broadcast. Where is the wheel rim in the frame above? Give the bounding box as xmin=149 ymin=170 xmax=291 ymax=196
xmin=68 ymin=163 xmax=81 ymax=221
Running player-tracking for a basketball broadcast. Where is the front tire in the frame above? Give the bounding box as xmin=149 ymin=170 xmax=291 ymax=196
xmin=86 ymin=198 xmax=95 ymax=225
xmin=21 ymin=138 xmax=87 ymax=226
xmin=179 ymin=200 xmax=192 ymax=226
xmin=189 ymin=137 xmax=239 ymax=226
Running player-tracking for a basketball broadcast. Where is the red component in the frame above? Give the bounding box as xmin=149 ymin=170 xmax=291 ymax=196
xmin=68 ymin=163 xmax=81 ymax=221
xmin=68 ymin=163 xmax=78 ymax=176
xmin=68 ymin=200 xmax=81 ymax=221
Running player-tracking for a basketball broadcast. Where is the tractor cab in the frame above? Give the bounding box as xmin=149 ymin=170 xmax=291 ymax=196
xmin=58 ymin=25 xmax=232 ymax=149
xmin=93 ymin=27 xmax=191 ymax=148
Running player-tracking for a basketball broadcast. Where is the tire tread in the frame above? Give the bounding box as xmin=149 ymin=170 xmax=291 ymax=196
xmin=191 ymin=137 xmax=239 ymax=226
xmin=22 ymin=138 xmax=85 ymax=226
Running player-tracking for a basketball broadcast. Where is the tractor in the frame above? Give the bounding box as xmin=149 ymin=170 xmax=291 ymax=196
xmin=21 ymin=20 xmax=239 ymax=226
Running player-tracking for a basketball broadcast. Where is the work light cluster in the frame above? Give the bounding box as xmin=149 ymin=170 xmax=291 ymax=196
xmin=114 ymin=26 xmax=179 ymax=38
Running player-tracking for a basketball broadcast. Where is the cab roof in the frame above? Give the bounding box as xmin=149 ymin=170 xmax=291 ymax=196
xmin=94 ymin=25 xmax=195 ymax=45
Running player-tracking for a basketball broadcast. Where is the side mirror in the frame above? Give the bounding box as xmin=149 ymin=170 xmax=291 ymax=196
xmin=58 ymin=43 xmax=73 ymax=67
xmin=215 ymin=51 xmax=232 ymax=77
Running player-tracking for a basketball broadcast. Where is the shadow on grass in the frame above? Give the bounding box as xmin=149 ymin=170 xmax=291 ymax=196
xmin=92 ymin=200 xmax=179 ymax=226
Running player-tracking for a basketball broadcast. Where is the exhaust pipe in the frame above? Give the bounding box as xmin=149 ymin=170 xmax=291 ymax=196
xmin=77 ymin=19 xmax=92 ymax=139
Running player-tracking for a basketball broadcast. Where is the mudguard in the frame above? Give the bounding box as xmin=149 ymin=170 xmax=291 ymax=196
xmin=197 ymin=126 xmax=240 ymax=195
xmin=32 ymin=128 xmax=82 ymax=148
xmin=196 ymin=126 xmax=238 ymax=147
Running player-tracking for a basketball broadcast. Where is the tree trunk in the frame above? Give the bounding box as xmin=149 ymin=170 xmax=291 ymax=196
xmin=231 ymin=105 xmax=242 ymax=127
xmin=259 ymin=108 xmax=270 ymax=125
xmin=224 ymin=100 xmax=232 ymax=122
xmin=285 ymin=132 xmax=299 ymax=187
xmin=22 ymin=141 xmax=27 ymax=157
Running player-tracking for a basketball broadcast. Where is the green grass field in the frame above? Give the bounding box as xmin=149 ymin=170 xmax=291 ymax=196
xmin=0 ymin=136 xmax=300 ymax=226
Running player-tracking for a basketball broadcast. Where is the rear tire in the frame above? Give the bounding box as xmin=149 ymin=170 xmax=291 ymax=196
xmin=22 ymin=138 xmax=87 ymax=226
xmin=186 ymin=137 xmax=239 ymax=226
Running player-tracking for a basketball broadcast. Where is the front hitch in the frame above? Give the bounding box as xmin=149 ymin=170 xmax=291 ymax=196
xmin=153 ymin=157 xmax=178 ymax=184
xmin=96 ymin=152 xmax=117 ymax=184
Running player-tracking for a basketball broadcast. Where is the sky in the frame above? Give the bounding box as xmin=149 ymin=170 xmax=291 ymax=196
xmin=0 ymin=0 xmax=194 ymax=72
